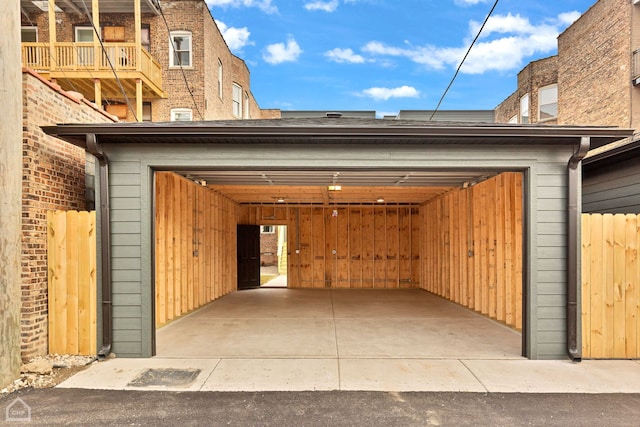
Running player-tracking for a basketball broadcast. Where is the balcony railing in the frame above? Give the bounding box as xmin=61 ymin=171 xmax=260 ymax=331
xmin=21 ymin=42 xmax=163 ymax=94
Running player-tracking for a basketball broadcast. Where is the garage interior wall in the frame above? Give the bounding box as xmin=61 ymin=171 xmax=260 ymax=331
xmin=154 ymin=172 xmax=238 ymax=327
xmin=237 ymin=172 xmax=524 ymax=331
xmin=420 ymin=172 xmax=523 ymax=331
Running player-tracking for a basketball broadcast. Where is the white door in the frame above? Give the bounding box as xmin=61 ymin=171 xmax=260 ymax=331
xmin=75 ymin=27 xmax=95 ymax=66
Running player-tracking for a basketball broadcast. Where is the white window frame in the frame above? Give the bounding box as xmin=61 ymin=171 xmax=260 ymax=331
xmin=218 ymin=59 xmax=223 ymax=99
xmin=538 ymin=84 xmax=558 ymax=122
xmin=232 ymin=83 xmax=242 ymax=118
xmin=244 ymin=91 xmax=250 ymax=119
xmin=169 ymin=31 xmax=192 ymax=68
xmin=170 ymin=108 xmax=193 ymax=121
xmin=261 ymin=225 xmax=275 ymax=234
xmin=520 ymin=94 xmax=529 ymax=124
xmin=508 ymin=115 xmax=517 ymax=124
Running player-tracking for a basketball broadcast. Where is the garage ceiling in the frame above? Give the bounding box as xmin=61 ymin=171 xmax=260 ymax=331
xmin=172 ymin=169 xmax=498 ymax=204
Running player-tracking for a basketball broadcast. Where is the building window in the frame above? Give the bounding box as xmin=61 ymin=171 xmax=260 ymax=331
xmin=141 ymin=25 xmax=151 ymax=52
xmin=218 ymin=59 xmax=223 ymax=99
xmin=244 ymin=91 xmax=250 ymax=119
xmin=538 ymin=84 xmax=558 ymax=121
xmin=169 ymin=31 xmax=192 ymax=67
xmin=21 ymin=27 xmax=38 ymax=42
xmin=232 ymin=83 xmax=242 ymax=118
xmin=520 ymin=94 xmax=529 ymax=124
xmin=143 ymin=102 xmax=152 ymax=121
xmin=261 ymin=225 xmax=275 ymax=234
xmin=170 ymin=108 xmax=192 ymax=121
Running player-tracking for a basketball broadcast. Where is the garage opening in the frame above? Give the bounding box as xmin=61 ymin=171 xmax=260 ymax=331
xmin=153 ymin=169 xmax=524 ymax=358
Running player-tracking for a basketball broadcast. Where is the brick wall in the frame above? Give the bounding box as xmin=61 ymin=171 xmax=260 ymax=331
xmin=495 ymin=56 xmax=558 ymax=124
xmin=21 ymin=70 xmax=115 ymax=360
xmin=260 ymin=231 xmax=278 ymax=266
xmin=558 ymin=0 xmax=631 ymax=127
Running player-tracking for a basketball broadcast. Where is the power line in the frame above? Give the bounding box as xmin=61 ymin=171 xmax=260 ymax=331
xmin=156 ymin=1 xmax=205 ymax=121
xmin=429 ymin=0 xmax=500 ymax=121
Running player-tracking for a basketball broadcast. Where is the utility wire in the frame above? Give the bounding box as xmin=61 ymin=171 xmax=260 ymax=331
xmin=429 ymin=0 xmax=499 ymax=121
xmin=156 ymin=1 xmax=205 ymax=121
xmin=80 ymin=0 xmax=139 ymax=121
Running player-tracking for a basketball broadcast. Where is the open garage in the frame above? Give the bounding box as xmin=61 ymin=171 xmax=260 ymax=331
xmin=44 ymin=118 xmax=630 ymax=360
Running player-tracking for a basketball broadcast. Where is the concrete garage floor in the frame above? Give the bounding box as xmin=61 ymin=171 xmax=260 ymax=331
xmin=59 ymin=289 xmax=640 ymax=392
xmin=155 ymin=288 xmax=522 ymax=360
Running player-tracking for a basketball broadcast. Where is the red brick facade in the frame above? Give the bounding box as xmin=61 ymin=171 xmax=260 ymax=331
xmin=21 ymin=70 xmax=115 ymax=360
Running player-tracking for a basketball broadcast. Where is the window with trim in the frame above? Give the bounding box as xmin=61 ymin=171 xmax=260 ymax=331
xmin=21 ymin=27 xmax=37 ymax=42
xmin=244 ymin=91 xmax=250 ymax=119
xmin=538 ymin=84 xmax=558 ymax=121
xmin=169 ymin=31 xmax=192 ymax=67
xmin=261 ymin=225 xmax=275 ymax=234
xmin=218 ymin=59 xmax=223 ymax=99
xmin=143 ymin=102 xmax=152 ymax=121
xmin=170 ymin=108 xmax=192 ymax=121
xmin=520 ymin=94 xmax=529 ymax=124
xmin=232 ymin=83 xmax=242 ymax=118
xmin=141 ymin=25 xmax=151 ymax=52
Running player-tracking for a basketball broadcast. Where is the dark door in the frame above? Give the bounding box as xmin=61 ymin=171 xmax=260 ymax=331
xmin=237 ymin=225 xmax=260 ymax=290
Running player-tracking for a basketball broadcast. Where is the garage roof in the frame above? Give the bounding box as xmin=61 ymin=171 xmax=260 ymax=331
xmin=43 ymin=118 xmax=633 ymax=204
xmin=43 ymin=118 xmax=632 ymax=149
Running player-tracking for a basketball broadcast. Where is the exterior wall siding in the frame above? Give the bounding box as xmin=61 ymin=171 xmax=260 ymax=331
xmin=21 ymin=70 xmax=115 ymax=360
xmin=102 ymin=142 xmax=575 ymax=359
xmin=583 ymin=156 xmax=640 ymax=213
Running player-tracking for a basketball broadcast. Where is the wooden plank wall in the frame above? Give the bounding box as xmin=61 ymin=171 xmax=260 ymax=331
xmin=47 ymin=210 xmax=97 ymax=355
xmin=420 ymin=172 xmax=523 ymax=330
xmin=582 ymin=214 xmax=640 ymax=358
xmin=155 ymin=172 xmax=238 ymax=327
xmin=238 ymin=205 xmax=421 ymax=288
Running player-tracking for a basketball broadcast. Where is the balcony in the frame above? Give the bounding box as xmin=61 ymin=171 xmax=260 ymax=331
xmin=22 ymin=42 xmax=165 ymax=100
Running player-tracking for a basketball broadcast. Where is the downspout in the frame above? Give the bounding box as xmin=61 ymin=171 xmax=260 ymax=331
xmin=567 ymin=136 xmax=589 ymax=361
xmin=86 ymin=134 xmax=112 ymax=358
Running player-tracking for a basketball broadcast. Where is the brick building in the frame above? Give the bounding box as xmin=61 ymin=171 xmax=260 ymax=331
xmin=496 ymin=0 xmax=640 ymax=214
xmin=20 ymin=0 xmax=279 ymax=122
xmin=21 ymin=69 xmax=116 ymax=359
xmin=496 ymin=0 xmax=640 ymax=131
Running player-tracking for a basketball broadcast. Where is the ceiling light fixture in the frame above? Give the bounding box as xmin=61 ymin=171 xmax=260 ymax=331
xmin=377 ymin=197 xmax=385 ymax=203
xmin=328 ymin=185 xmax=342 ymax=191
xmin=277 ymin=197 xmax=285 ymax=203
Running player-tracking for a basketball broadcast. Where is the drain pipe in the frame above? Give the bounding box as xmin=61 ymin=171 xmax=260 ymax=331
xmin=567 ymin=136 xmax=589 ymax=362
xmin=86 ymin=134 xmax=112 ymax=358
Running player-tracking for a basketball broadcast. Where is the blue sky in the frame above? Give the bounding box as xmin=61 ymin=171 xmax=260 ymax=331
xmin=206 ymin=0 xmax=595 ymax=116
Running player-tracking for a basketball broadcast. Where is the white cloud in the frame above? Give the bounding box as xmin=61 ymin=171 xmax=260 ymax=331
xmin=362 ymin=12 xmax=580 ymax=74
xmin=206 ymin=0 xmax=277 ymax=14
xmin=361 ymin=86 xmax=420 ymax=101
xmin=455 ymin=0 xmax=489 ymax=6
xmin=215 ymin=20 xmax=252 ymax=52
xmin=304 ymin=0 xmax=339 ymax=12
xmin=325 ymin=48 xmax=366 ymax=63
xmin=557 ymin=11 xmax=582 ymax=26
xmin=263 ymin=36 xmax=303 ymax=64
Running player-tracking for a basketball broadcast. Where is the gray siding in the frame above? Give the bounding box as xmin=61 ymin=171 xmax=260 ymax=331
xmin=583 ymin=156 xmax=640 ymax=213
xmin=102 ymin=142 xmax=574 ymax=359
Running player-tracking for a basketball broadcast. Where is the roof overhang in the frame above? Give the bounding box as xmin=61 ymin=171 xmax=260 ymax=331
xmin=42 ymin=118 xmax=633 ymax=150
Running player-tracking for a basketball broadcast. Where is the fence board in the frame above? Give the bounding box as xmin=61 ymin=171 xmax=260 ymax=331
xmin=582 ymin=213 xmax=640 ymax=359
xmin=48 ymin=210 xmax=97 ymax=355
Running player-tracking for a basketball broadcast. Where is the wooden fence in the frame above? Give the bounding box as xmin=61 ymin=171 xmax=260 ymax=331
xmin=582 ymin=214 xmax=640 ymax=358
xmin=47 ymin=210 xmax=97 ymax=355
